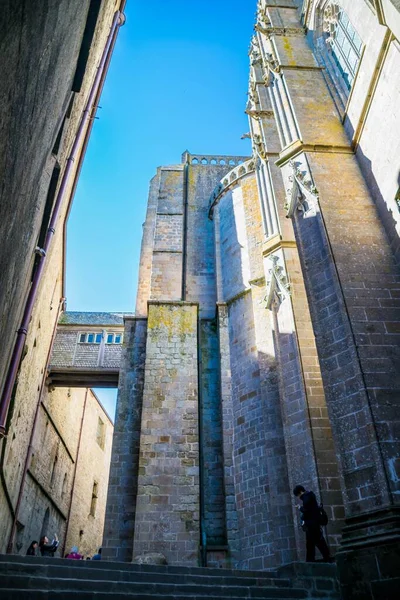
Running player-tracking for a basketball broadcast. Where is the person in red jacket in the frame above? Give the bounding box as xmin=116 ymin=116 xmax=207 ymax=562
xmin=65 ymin=546 xmax=83 ymax=560
xmin=293 ymin=485 xmax=331 ymax=563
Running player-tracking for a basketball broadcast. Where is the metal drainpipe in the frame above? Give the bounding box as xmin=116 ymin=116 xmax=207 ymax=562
xmin=197 ymin=318 xmax=207 ymax=567
xmin=0 ymin=8 xmax=126 ymax=438
xmin=62 ymin=387 xmax=89 ymax=557
xmin=6 ymin=296 xmax=65 ymax=553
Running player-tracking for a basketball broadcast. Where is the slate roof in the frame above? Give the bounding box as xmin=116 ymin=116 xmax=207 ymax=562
xmin=59 ymin=312 xmax=133 ymax=326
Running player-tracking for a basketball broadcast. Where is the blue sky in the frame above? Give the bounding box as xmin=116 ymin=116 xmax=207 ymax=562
xmin=68 ymin=1 xmax=255 ymax=416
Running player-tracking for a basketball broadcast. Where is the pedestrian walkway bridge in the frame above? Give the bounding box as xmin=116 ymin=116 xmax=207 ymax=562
xmin=48 ymin=312 xmax=131 ymax=388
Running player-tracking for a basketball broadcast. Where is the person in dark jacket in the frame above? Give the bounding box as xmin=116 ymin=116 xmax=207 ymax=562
xmin=26 ymin=541 xmax=38 ymax=556
xmin=293 ymin=485 xmax=330 ymax=562
xmin=39 ymin=534 xmax=59 ymax=557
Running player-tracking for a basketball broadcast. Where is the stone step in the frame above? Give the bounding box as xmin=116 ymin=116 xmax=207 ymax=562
xmin=0 ymin=574 xmax=308 ymax=598
xmin=0 ymin=556 xmax=340 ymax=600
xmin=0 ymin=592 xmax=309 ymax=600
xmin=275 ymin=563 xmax=340 ymax=598
xmin=0 ymin=561 xmax=292 ymax=588
xmin=0 ymin=561 xmax=292 ymax=589
xmin=0 ymin=554 xmax=280 ymax=580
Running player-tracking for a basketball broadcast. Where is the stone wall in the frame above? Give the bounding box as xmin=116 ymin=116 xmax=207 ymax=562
xmin=132 ymin=302 xmax=200 ymax=565
xmin=0 ymin=0 xmax=121 ymax=397
xmin=103 ymin=318 xmax=147 ymax=562
xmin=227 ymin=292 xmax=277 ymax=569
xmin=105 ymin=148 xmax=346 ymax=568
xmin=0 ymin=0 xmax=90 ymax=394
xmin=199 ymin=319 xmax=226 ymax=547
xmin=1 ymin=386 xmax=113 ymax=557
xmin=0 ymin=0 xmax=123 ymax=552
xmin=65 ymin=388 xmax=113 ymax=558
xmin=151 ymin=167 xmax=184 ymax=302
xmin=258 ymin=1 xmax=400 ymax=596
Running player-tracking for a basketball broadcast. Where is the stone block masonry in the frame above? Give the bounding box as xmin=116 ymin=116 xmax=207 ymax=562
xmin=199 ymin=319 xmax=226 ymax=547
xmin=132 ymin=302 xmax=200 ymax=566
xmin=103 ymin=318 xmax=147 ymax=562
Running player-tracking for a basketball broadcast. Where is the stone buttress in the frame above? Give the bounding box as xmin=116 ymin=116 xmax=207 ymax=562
xmin=251 ymin=1 xmax=400 ymax=597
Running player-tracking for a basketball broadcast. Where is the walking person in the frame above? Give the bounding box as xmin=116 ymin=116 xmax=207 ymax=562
xmin=293 ymin=485 xmax=331 ymax=563
xmin=39 ymin=533 xmax=59 ymax=557
xmin=26 ymin=540 xmax=38 ymax=556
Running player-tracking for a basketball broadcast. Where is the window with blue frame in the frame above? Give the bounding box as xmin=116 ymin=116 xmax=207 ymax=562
xmin=327 ymin=8 xmax=363 ymax=90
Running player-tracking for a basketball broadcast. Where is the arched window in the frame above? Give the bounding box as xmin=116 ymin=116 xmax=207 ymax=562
xmin=40 ymin=508 xmax=50 ymax=538
xmin=315 ymin=1 xmax=363 ymax=103
xmin=50 ymin=454 xmax=58 ymax=487
xmin=61 ymin=473 xmax=68 ymax=499
xmin=90 ymin=481 xmax=98 ymax=517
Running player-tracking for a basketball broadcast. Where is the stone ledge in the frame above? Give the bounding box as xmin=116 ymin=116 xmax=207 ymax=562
xmin=225 ymin=288 xmax=251 ymax=307
xmin=275 ymin=139 xmax=354 ymax=167
xmin=147 ymin=300 xmax=199 ymax=307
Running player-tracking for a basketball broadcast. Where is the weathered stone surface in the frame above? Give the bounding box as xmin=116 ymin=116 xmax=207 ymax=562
xmin=132 ymin=551 xmax=168 ymax=565
xmin=0 ymin=554 xmax=341 ymax=599
xmin=102 ymin=318 xmax=147 ymax=563
xmin=0 ymin=0 xmax=122 ymax=557
xmin=132 ymin=302 xmax=200 ymax=566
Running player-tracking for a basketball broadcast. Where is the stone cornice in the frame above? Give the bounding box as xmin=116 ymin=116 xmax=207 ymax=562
xmin=249 ymin=276 xmax=266 ymax=286
xmin=255 ymin=23 xmax=305 ymax=38
xmin=262 ymin=235 xmax=297 ymax=256
xmin=147 ymin=300 xmax=199 ymax=307
xmin=275 ymin=139 xmax=353 ymax=167
xmin=280 ymin=64 xmax=325 ymax=71
xmin=226 ymin=288 xmax=252 ymax=307
xmin=124 ymin=316 xmax=147 ymax=321
xmin=57 ymin=323 xmax=125 ymax=330
xmin=245 ymin=109 xmax=275 ymax=120
xmin=263 ymin=3 xmax=297 ymax=7
xmin=153 ymin=250 xmax=183 ymax=254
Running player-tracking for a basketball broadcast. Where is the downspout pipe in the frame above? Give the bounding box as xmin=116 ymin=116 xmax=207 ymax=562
xmin=0 ymin=9 xmax=125 ymax=438
xmin=6 ymin=297 xmax=65 ymax=553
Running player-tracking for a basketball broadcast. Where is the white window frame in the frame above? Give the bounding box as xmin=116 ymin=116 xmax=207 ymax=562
xmin=78 ymin=332 xmax=102 ymax=344
xmin=105 ymin=332 xmax=123 ymax=345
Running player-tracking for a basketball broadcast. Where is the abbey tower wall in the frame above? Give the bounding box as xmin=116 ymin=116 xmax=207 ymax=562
xmin=103 ymin=148 xmax=344 ymax=569
xmin=104 ymin=2 xmax=400 ymax=597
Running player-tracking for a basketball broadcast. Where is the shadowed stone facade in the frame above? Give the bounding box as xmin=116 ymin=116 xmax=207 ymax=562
xmin=0 ymin=0 xmax=398 ymax=598
xmin=104 ymin=2 xmax=400 ymax=598
xmin=0 ymin=0 xmax=125 ymax=561
xmin=0 ymin=384 xmax=113 ymax=558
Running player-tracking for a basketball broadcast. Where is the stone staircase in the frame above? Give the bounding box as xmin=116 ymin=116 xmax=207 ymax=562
xmin=0 ymin=554 xmax=340 ymax=599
